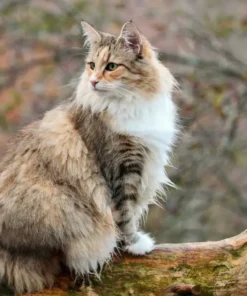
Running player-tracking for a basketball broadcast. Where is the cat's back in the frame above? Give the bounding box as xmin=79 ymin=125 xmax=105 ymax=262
xmin=0 ymin=101 xmax=110 ymax=225
xmin=0 ymin=103 xmax=98 ymax=188
xmin=0 ymin=104 xmax=76 ymax=168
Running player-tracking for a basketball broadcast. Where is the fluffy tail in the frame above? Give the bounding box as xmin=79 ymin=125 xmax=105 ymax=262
xmin=0 ymin=248 xmax=60 ymax=294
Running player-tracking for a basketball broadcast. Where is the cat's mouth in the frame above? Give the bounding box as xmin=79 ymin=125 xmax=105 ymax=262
xmin=89 ymin=83 xmax=109 ymax=93
xmin=91 ymin=87 xmax=109 ymax=93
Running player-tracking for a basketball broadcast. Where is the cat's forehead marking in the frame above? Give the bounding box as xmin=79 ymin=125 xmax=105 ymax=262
xmin=98 ymin=46 xmax=110 ymax=63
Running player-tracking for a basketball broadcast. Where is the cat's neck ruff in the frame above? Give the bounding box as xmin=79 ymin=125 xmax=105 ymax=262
xmin=75 ymin=87 xmax=178 ymax=156
xmin=109 ymin=92 xmax=177 ymax=152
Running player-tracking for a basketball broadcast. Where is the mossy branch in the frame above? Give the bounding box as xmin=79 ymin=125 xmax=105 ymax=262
xmin=15 ymin=230 xmax=247 ymax=295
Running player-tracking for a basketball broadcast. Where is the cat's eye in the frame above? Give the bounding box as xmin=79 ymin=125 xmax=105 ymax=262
xmin=105 ymin=63 xmax=118 ymax=71
xmin=89 ymin=62 xmax=95 ymax=70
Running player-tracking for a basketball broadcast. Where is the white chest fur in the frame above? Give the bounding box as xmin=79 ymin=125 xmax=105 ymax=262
xmin=111 ymin=93 xmax=177 ymax=160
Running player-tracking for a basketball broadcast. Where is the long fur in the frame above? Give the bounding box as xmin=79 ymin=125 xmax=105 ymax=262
xmin=0 ymin=21 xmax=178 ymax=293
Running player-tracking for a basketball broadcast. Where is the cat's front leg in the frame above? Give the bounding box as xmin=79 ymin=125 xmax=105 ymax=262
xmin=112 ymin=175 xmax=155 ymax=255
xmin=113 ymin=201 xmax=155 ymax=255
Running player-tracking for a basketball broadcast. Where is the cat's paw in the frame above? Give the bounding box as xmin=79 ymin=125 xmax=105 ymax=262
xmin=124 ymin=232 xmax=155 ymax=255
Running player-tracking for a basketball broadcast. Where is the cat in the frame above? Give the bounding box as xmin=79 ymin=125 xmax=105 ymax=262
xmin=0 ymin=21 xmax=178 ymax=293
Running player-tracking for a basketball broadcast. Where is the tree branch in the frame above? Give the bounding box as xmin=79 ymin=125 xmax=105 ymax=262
xmin=18 ymin=230 xmax=247 ymax=296
xmin=158 ymin=52 xmax=247 ymax=81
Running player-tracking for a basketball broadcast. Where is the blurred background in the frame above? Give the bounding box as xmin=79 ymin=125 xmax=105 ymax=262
xmin=0 ymin=0 xmax=246 ymax=243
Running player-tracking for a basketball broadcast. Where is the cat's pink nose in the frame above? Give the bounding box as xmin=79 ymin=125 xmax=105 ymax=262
xmin=90 ymin=80 xmax=99 ymax=88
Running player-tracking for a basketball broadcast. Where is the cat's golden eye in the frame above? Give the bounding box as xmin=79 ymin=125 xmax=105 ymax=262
xmin=105 ymin=63 xmax=118 ymax=71
xmin=89 ymin=62 xmax=95 ymax=70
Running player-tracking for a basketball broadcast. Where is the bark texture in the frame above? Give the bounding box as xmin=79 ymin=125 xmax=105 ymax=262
xmin=1 ymin=230 xmax=247 ymax=296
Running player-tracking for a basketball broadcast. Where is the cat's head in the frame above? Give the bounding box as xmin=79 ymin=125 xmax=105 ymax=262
xmin=76 ymin=21 xmax=175 ymax=112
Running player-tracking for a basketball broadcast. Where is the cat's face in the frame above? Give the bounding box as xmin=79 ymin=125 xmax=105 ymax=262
xmin=81 ymin=21 xmax=161 ymax=99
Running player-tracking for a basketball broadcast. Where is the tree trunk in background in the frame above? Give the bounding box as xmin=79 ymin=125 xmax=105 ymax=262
xmin=1 ymin=230 xmax=246 ymax=296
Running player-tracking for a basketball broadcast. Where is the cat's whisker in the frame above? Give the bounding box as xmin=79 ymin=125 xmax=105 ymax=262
xmin=61 ymin=82 xmax=78 ymax=88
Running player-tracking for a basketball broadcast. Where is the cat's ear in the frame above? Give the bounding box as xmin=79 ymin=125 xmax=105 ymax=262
xmin=119 ymin=21 xmax=142 ymax=55
xmin=81 ymin=21 xmax=101 ymax=47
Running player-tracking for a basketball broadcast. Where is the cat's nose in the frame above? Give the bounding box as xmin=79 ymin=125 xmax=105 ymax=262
xmin=90 ymin=80 xmax=99 ymax=88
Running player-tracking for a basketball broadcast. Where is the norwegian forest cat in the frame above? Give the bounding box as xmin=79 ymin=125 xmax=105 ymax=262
xmin=0 ymin=21 xmax=178 ymax=293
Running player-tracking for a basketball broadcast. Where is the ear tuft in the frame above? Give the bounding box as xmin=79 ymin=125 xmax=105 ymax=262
xmin=119 ymin=22 xmax=142 ymax=54
xmin=81 ymin=21 xmax=101 ymax=47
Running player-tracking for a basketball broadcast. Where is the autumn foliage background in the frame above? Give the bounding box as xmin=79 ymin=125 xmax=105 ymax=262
xmin=0 ymin=0 xmax=246 ymax=243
